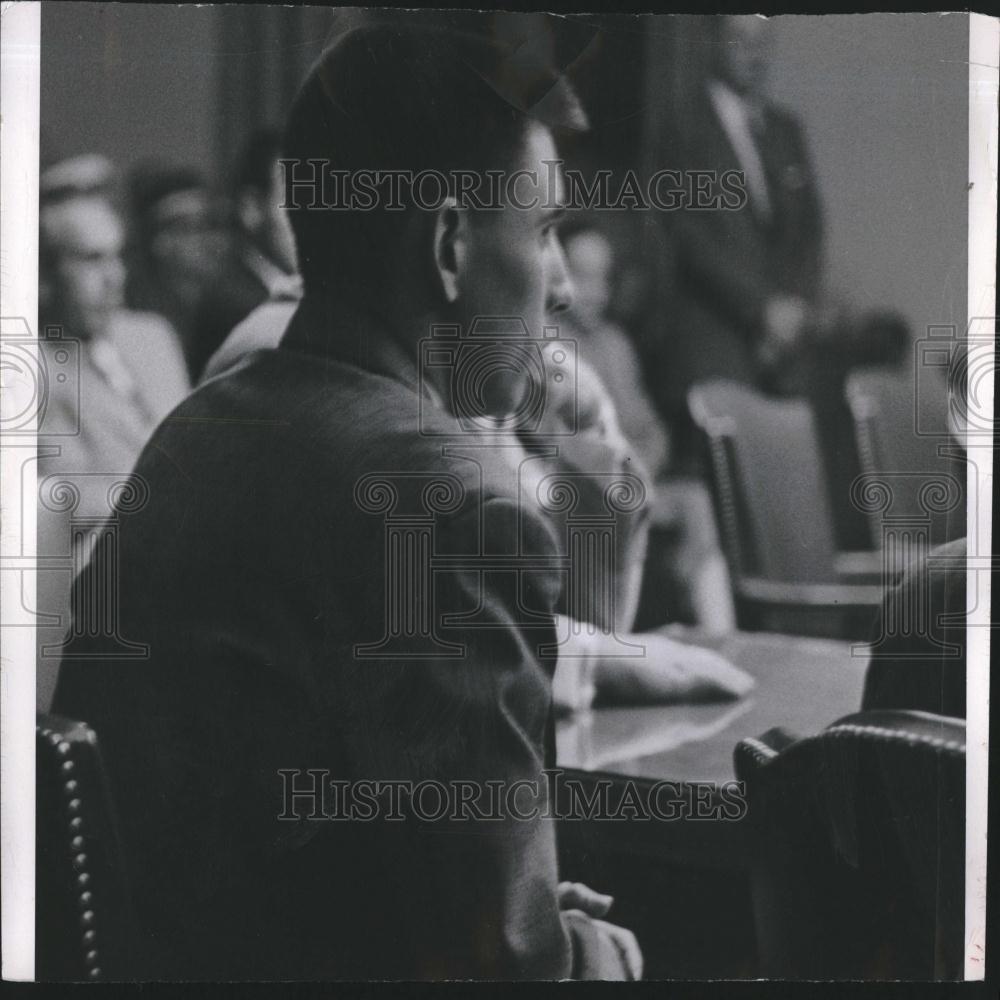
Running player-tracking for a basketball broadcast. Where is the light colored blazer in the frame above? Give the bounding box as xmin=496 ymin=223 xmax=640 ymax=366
xmin=36 ymin=310 xmax=190 ymax=708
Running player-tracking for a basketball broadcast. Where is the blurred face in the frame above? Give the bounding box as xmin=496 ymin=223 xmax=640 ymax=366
xmin=454 ymin=123 xmax=574 ymax=416
xmin=564 ymin=231 xmax=614 ymax=323
xmin=41 ymin=197 xmax=125 ymax=341
xmin=716 ymin=15 xmax=773 ymax=97
xmin=148 ymin=188 xmax=222 ymax=283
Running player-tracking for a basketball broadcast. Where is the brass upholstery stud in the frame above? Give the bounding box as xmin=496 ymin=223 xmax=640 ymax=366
xmin=38 ymin=720 xmax=108 ymax=981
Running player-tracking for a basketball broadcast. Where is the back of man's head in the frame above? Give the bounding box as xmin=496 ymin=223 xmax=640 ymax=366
xmin=283 ymin=23 xmax=586 ymax=295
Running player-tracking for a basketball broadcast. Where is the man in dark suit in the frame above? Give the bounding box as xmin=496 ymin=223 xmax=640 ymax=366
xmin=54 ymin=25 xmax=640 ymax=980
xmin=191 ymin=128 xmax=302 ymax=381
xmin=647 ymin=15 xmax=824 ymax=461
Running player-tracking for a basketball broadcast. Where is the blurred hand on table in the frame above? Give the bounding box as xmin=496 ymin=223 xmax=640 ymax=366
xmin=594 ymin=632 xmax=755 ymax=705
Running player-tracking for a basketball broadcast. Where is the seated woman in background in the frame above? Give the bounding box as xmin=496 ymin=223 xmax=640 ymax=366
xmin=559 ymin=222 xmax=670 ymax=479
xmin=516 ymin=351 xmax=754 ymax=711
xmin=559 ymin=220 xmax=735 ymax=634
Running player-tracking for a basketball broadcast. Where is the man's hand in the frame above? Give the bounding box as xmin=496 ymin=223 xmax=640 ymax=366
xmin=758 ymin=293 xmax=809 ymax=369
xmin=595 ymin=633 xmax=755 ymax=704
xmin=558 ymin=881 xmax=614 ymax=918
xmin=559 ymin=883 xmax=643 ymax=981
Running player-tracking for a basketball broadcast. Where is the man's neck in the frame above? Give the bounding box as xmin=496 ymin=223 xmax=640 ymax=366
xmin=283 ymin=289 xmax=439 ymax=398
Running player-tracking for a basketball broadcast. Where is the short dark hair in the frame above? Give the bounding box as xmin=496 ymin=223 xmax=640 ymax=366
xmin=126 ymin=159 xmax=208 ymax=254
xmin=233 ymin=127 xmax=283 ymax=198
xmin=283 ymin=23 xmax=587 ymax=294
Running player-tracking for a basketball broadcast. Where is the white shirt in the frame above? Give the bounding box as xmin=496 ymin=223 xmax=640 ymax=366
xmin=708 ymin=79 xmax=772 ymax=222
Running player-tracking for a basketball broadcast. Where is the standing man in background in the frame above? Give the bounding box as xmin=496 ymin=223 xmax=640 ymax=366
xmin=648 ymin=14 xmax=824 ymax=464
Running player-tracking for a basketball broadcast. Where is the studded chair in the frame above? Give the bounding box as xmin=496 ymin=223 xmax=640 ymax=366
xmin=734 ymin=709 xmax=965 ymax=979
xmin=36 ymin=714 xmax=137 ymax=981
xmin=688 ymin=380 xmax=882 ymax=639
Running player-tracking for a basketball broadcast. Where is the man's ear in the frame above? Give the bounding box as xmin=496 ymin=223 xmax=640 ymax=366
xmin=432 ymin=196 xmax=467 ymax=304
xmin=236 ymin=189 xmax=264 ymax=236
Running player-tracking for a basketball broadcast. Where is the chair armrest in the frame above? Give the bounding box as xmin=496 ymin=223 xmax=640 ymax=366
xmin=734 ymin=726 xmax=804 ymax=779
xmin=833 ymin=550 xmax=884 ymax=585
xmin=733 ymin=577 xmax=882 ymax=640
xmin=736 ymin=577 xmax=883 ymax=609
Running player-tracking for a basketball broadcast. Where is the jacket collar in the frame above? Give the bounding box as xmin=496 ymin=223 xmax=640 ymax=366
xmin=281 ymin=293 xmax=433 ymax=402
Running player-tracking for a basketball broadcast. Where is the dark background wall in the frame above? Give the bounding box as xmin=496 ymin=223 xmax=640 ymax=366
xmin=768 ymin=13 xmax=968 ymax=337
xmin=41 ymin=3 xmax=339 ymax=182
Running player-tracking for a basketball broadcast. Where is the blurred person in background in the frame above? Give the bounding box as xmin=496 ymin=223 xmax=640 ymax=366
xmin=194 ymin=127 xmax=301 ymax=381
xmin=550 ymin=221 xmax=732 ymax=632
xmin=36 ymin=154 xmax=191 ymax=708
xmin=647 ymin=13 xmax=823 ymax=466
xmin=560 ymin=222 xmax=670 ymax=480
xmin=516 ymin=349 xmax=753 ymax=711
xmin=125 ymin=160 xmax=227 ymax=378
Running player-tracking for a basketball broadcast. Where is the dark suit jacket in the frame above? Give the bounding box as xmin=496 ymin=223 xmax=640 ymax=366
xmin=53 ymin=296 xmax=606 ymax=980
xmin=648 ymin=86 xmax=824 ymax=425
xmin=186 ymin=243 xmax=270 ymax=380
xmin=862 ymin=537 xmax=966 ymax=719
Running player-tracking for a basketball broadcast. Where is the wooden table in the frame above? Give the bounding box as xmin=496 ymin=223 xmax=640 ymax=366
xmin=553 ymin=628 xmax=870 ymax=977
xmin=557 ymin=628 xmax=869 ymax=783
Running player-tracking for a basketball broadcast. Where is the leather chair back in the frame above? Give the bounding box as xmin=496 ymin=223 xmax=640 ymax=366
xmin=689 ymin=380 xmax=840 ymax=585
xmin=845 ymin=365 xmax=966 ymax=545
xmin=688 ymin=380 xmax=886 ymax=638
xmin=735 ymin=709 xmax=965 ymax=979
xmin=36 ymin=713 xmax=137 ymax=981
